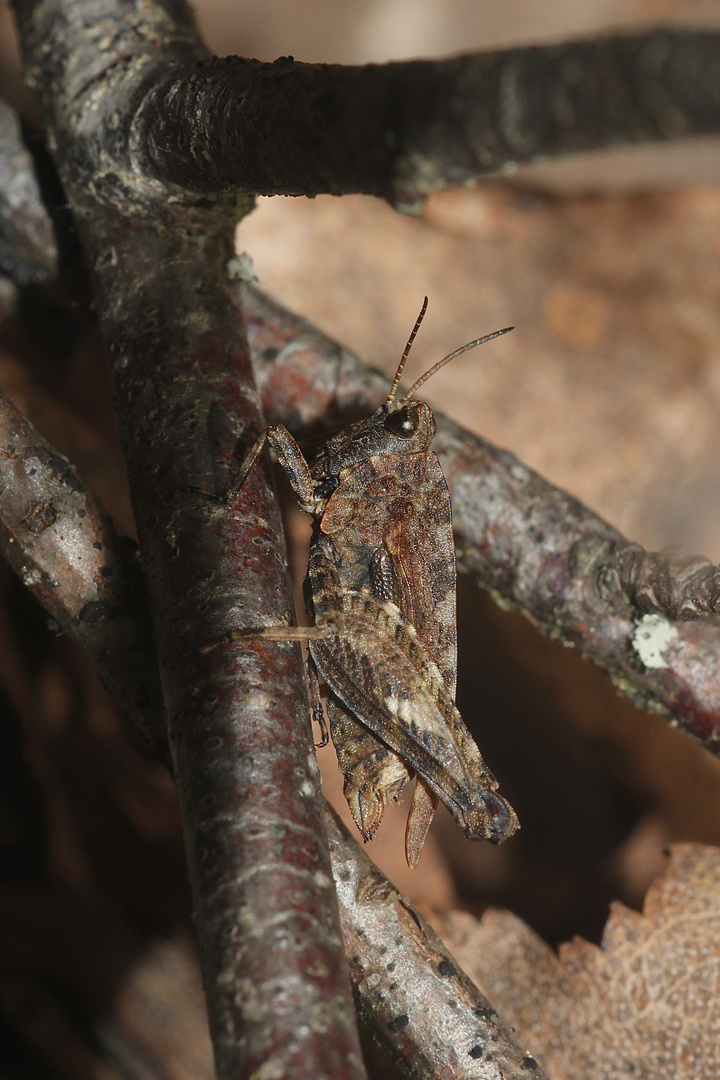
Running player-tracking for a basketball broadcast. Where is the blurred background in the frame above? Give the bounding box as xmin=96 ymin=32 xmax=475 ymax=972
xmin=2 ymin=1 xmax=720 ymax=1077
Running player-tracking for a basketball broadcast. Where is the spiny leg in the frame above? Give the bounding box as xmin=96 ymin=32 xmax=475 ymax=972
xmin=200 ymin=623 xmax=335 ymax=654
xmin=198 ymin=426 xmax=325 ymax=651
xmin=306 ymin=655 xmax=329 ymax=748
xmin=225 ymin=424 xmax=320 ymax=514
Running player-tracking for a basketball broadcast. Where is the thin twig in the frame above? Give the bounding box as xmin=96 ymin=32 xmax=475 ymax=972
xmin=0 ymin=384 xmax=167 ymax=757
xmin=326 ymin=805 xmax=549 ymax=1080
xmin=242 ymin=286 xmax=720 ymax=753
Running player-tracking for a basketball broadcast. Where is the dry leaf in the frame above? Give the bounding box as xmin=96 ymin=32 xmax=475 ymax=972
xmin=431 ymin=843 xmax=720 ymax=1080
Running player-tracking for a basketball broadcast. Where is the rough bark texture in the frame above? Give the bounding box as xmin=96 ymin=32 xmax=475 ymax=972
xmin=616 ymin=545 xmax=720 ymax=620
xmin=12 ymin=1 xmax=365 ymax=1077
xmin=0 ymin=384 xmax=167 ymax=756
xmin=242 ymin=286 xmax=720 ymax=753
xmin=134 ymin=29 xmax=720 ymax=211
xmin=102 ymin=235 xmax=362 ymax=1080
xmin=326 ymin=806 xmax=548 ymax=1080
xmin=0 ymin=99 xmax=57 ymax=288
xmin=9 ymin=18 xmax=720 ymax=216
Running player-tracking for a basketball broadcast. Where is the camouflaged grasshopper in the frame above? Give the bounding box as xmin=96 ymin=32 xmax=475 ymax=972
xmin=225 ymin=299 xmax=519 ymax=866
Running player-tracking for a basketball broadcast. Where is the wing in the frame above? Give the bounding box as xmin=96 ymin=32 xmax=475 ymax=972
xmin=309 ymin=526 xmax=416 ymax=848
xmin=325 ymin=693 xmax=411 ymax=844
xmin=308 ymin=545 xmax=518 ymax=846
xmin=320 ymin=452 xmax=459 ymax=859
xmin=321 ymin=452 xmax=457 ymax=692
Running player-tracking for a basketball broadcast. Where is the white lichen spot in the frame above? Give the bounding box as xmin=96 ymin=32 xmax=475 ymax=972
xmin=226 ymin=252 xmax=257 ymax=283
xmin=300 ymin=780 xmax=314 ymax=797
xmin=20 ymin=565 xmax=42 ymax=587
xmin=632 ymin=613 xmax=679 ymax=669
xmin=243 ymin=689 xmax=271 ymax=711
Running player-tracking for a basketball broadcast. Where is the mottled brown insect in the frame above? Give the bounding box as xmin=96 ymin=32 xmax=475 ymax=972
xmin=226 ymin=299 xmax=519 ymax=866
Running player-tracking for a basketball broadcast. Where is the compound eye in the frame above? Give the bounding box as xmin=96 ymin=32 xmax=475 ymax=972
xmin=384 ymin=407 xmax=418 ymax=439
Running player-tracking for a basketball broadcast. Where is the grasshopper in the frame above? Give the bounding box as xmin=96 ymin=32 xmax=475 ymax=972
xmin=224 ymin=299 xmax=519 ymax=866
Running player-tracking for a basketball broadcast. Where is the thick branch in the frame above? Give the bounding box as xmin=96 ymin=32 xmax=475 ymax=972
xmin=134 ymin=29 xmax=720 ymax=211
xmin=14 ymin=4 xmax=720 ymax=212
xmin=13 ymin=1 xmax=365 ymax=1076
xmin=242 ymin=286 xmax=720 ymax=753
xmin=105 ymin=233 xmax=362 ymax=1080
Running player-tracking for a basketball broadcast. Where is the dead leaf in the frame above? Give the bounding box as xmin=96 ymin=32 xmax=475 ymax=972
xmin=431 ymin=843 xmax=720 ymax=1080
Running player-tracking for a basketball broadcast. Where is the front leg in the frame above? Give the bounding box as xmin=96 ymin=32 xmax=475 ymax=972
xmin=199 ymin=426 xmax=330 ymax=652
xmin=225 ymin=424 xmax=322 ymax=515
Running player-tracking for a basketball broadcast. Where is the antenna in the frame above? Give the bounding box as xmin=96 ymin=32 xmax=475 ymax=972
xmin=399 ymin=326 xmax=514 ymax=404
xmin=385 ymin=296 xmax=429 ymax=406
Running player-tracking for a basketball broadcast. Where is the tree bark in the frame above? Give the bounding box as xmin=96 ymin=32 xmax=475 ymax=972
xmin=13 ymin=1 xmax=365 ymax=1076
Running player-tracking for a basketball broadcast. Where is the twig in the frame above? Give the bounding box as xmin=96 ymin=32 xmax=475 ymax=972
xmin=0 ymin=99 xmax=57 ymax=287
xmin=0 ymin=384 xmax=167 ymax=757
xmin=130 ymin=29 xmax=720 ymax=211
xmin=326 ymin=805 xmax=549 ymax=1080
xmin=108 ymin=256 xmax=364 ymax=1080
xmin=242 ymin=286 xmax=720 ymax=753
xmin=13 ymin=1 xmax=365 ymax=1076
xmin=12 ymin=15 xmax=720 ymax=214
